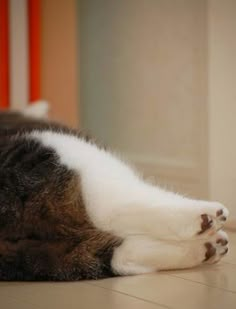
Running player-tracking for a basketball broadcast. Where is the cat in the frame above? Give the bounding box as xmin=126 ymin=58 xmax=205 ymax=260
xmin=0 ymin=102 xmax=229 ymax=281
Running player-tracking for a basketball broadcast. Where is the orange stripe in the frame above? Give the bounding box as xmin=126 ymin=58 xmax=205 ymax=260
xmin=0 ymin=0 xmax=9 ymax=109
xmin=28 ymin=0 xmax=41 ymax=102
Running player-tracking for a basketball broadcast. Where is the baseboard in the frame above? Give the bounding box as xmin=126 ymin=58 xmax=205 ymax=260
xmin=225 ymin=216 xmax=236 ymax=231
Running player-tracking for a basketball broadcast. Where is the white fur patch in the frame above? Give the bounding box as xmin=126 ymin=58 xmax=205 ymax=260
xmin=23 ymin=101 xmax=49 ymax=119
xmin=29 ymin=130 xmax=229 ymax=275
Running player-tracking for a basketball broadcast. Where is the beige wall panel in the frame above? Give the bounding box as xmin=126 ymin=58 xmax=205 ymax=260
xmin=208 ymin=0 xmax=236 ymax=217
xmin=80 ymin=0 xmax=208 ymax=198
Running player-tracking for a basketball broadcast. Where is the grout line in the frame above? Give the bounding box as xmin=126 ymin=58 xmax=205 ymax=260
xmin=166 ymin=273 xmax=236 ymax=294
xmin=85 ymin=281 xmax=171 ymax=309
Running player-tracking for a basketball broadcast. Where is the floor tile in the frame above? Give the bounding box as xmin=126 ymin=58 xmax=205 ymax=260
xmin=168 ymin=262 xmax=236 ymax=292
xmin=94 ymin=273 xmax=236 ymax=309
xmin=0 ymin=282 xmax=165 ymax=309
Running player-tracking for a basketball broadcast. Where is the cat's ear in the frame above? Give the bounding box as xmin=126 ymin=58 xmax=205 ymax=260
xmin=23 ymin=100 xmax=50 ymax=119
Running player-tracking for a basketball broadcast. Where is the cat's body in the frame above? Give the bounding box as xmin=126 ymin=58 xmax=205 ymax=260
xmin=0 ymin=105 xmax=229 ymax=280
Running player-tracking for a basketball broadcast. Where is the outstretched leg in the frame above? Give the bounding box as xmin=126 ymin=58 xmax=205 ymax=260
xmin=111 ymin=230 xmax=229 ymax=275
xmin=107 ymin=184 xmax=229 ymax=241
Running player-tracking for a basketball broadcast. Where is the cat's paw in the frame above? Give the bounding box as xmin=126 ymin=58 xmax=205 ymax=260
xmin=175 ymin=202 xmax=229 ymax=240
xmin=198 ymin=204 xmax=229 ymax=235
xmin=203 ymin=230 xmax=229 ymax=264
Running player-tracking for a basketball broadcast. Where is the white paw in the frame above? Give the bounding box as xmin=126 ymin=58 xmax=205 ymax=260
xmin=203 ymin=230 xmax=229 ymax=264
xmin=177 ymin=202 xmax=229 ymax=239
xmin=197 ymin=203 xmax=229 ymax=236
xmin=187 ymin=230 xmax=229 ymax=267
xmin=173 ymin=202 xmax=229 ymax=240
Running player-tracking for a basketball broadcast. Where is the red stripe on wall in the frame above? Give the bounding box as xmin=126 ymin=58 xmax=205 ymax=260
xmin=0 ymin=0 xmax=9 ymax=109
xmin=28 ymin=0 xmax=41 ymax=102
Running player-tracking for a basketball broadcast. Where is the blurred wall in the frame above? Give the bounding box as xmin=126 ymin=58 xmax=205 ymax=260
xmin=208 ymin=0 xmax=236 ymax=217
xmin=80 ymin=0 xmax=208 ymax=198
xmin=41 ymin=0 xmax=79 ymax=127
xmin=80 ymin=0 xmax=236 ymax=220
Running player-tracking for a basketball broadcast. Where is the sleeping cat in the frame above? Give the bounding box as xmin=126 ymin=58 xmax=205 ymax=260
xmin=0 ymin=103 xmax=229 ymax=280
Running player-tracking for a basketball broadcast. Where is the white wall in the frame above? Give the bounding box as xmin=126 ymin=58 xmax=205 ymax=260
xmin=80 ymin=0 xmax=236 ymax=220
xmin=208 ymin=0 xmax=236 ymax=217
xmin=80 ymin=0 xmax=208 ymax=198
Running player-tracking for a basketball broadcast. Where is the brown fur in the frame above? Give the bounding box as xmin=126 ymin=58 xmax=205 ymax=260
xmin=0 ymin=112 xmax=121 ymax=281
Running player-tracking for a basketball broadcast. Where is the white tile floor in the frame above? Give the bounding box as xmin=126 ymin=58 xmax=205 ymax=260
xmin=1 ymin=232 xmax=236 ymax=309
